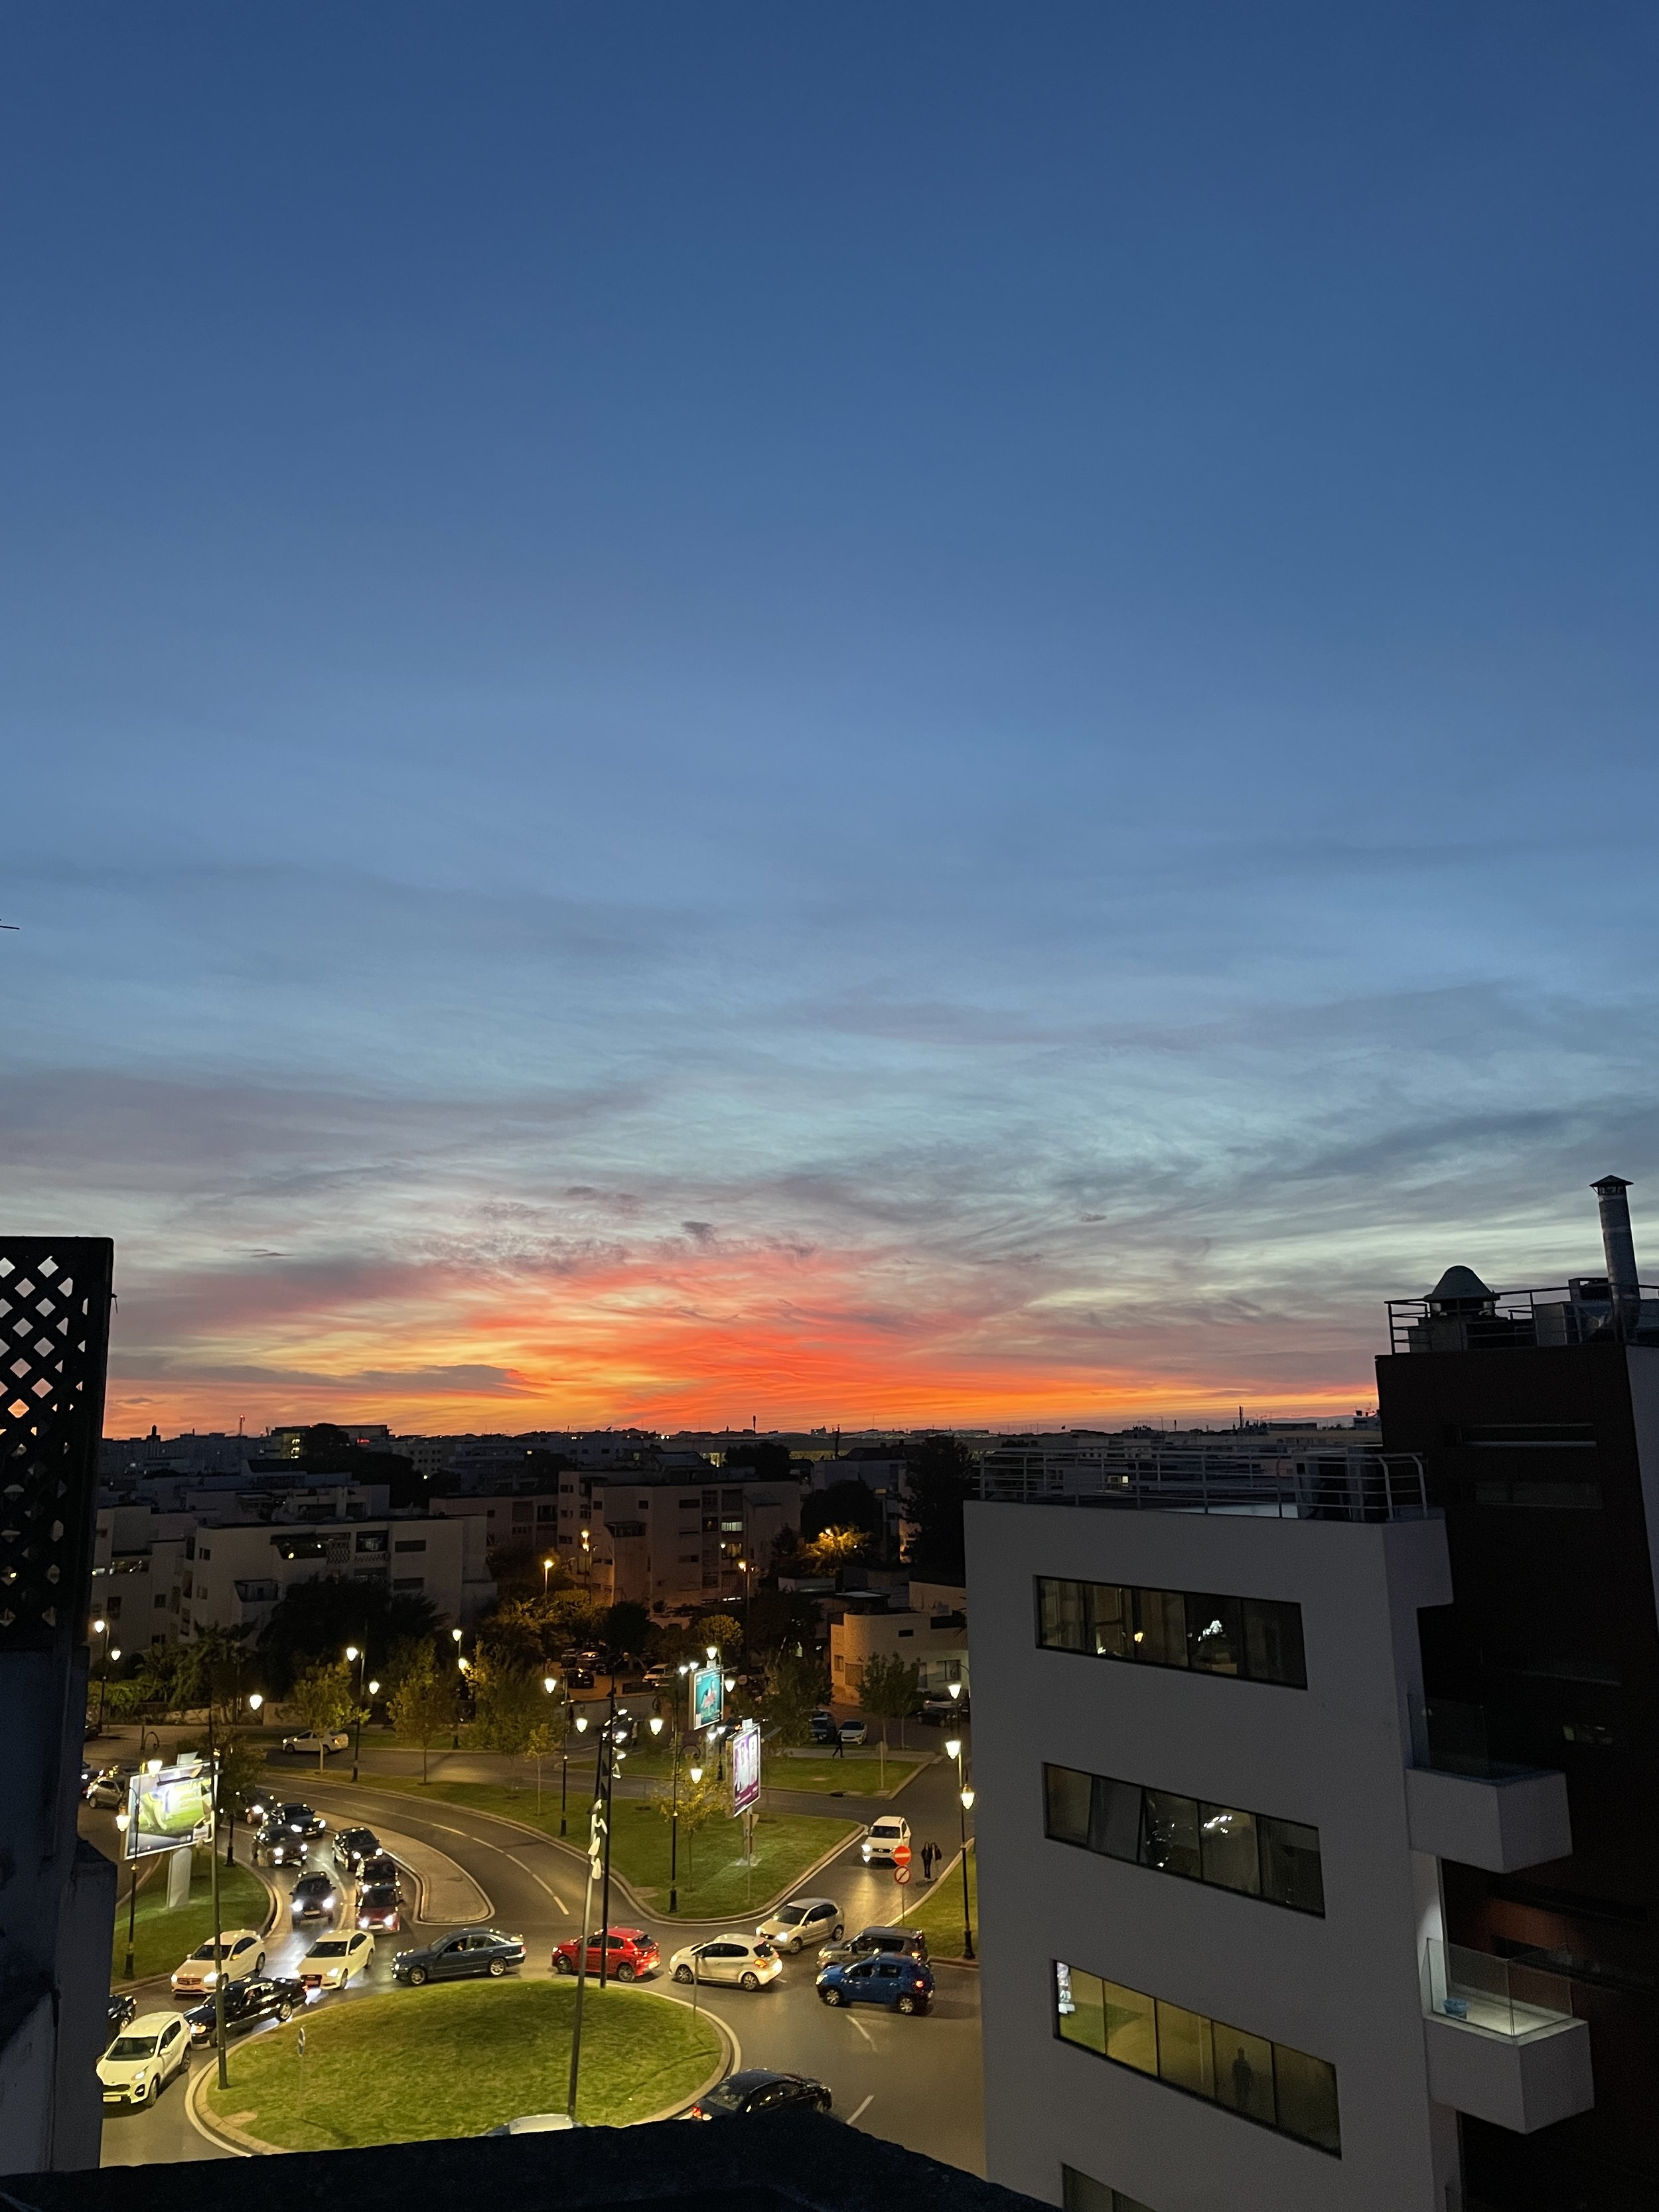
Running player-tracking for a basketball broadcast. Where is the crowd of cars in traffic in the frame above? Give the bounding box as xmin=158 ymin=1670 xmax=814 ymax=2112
xmin=95 ymin=1768 xmax=940 ymax=2130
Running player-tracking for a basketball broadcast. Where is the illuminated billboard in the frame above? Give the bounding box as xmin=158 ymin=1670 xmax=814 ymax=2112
xmin=692 ymin=1666 xmax=723 ymax=1731
xmin=731 ymin=1720 xmax=760 ymax=1816
xmin=124 ymin=1760 xmax=212 ymax=1860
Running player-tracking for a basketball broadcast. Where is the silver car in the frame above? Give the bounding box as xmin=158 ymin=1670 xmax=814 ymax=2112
xmin=755 ymin=1897 xmax=843 ymax=1955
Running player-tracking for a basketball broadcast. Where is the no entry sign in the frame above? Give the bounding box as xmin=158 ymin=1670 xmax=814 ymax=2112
xmin=893 ymin=1840 xmax=912 ymax=1866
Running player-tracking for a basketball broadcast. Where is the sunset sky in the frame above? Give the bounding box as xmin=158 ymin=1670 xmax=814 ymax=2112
xmin=7 ymin=4 xmax=1659 ymax=1437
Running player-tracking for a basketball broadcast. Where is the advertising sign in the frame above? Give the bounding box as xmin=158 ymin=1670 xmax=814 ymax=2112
xmin=692 ymin=1666 xmax=724 ymax=1731
xmin=124 ymin=1759 xmax=212 ymax=1860
xmin=731 ymin=1719 xmax=760 ymax=1815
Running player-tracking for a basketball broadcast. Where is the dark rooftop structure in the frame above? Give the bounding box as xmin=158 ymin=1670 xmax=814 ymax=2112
xmin=17 ymin=2113 xmax=1045 ymax=2212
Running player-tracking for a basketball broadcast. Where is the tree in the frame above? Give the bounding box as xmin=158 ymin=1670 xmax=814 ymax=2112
xmin=469 ymin=1659 xmax=548 ymax=1756
xmin=256 ymin=1579 xmax=439 ymax=1695
xmin=719 ymin=1440 xmax=793 ymax=1481
xmin=742 ymin=1586 xmax=821 ymax=1660
xmin=694 ymin=1612 xmax=743 ymax=1659
xmin=904 ymin=1435 xmax=976 ymax=1584
xmin=279 ymin=1428 xmax=429 ymax=1509
xmin=859 ymin=1653 xmax=924 ymax=1767
xmin=762 ymin=1648 xmax=831 ymax=1744
xmin=177 ymin=1623 xmax=254 ymax=1728
xmin=802 ymin=1525 xmax=867 ymax=1576
xmin=288 ymin=1658 xmax=358 ymax=1769
xmin=388 ymin=1645 xmax=454 ymax=1785
xmin=801 ymin=1481 xmax=882 ymax=1545
xmin=603 ymin=1601 xmax=651 ymax=1664
xmin=652 ymin=1765 xmax=726 ymax=1884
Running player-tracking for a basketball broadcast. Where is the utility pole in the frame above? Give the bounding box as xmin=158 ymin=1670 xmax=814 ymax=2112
xmin=206 ymin=1702 xmax=229 ymax=2089
xmin=565 ymin=1780 xmax=605 ymax=2122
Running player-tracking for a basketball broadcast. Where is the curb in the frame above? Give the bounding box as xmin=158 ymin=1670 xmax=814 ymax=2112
xmin=311 ymin=1777 xmax=862 ymax=1930
xmin=184 ymin=1980 xmax=740 ymax=2154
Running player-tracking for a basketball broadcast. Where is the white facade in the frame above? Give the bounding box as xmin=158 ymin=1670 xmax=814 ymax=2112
xmin=577 ymin=1473 xmax=802 ymax=1611
xmin=182 ymin=1511 xmax=494 ymax=1637
xmin=966 ymin=1497 xmax=1588 ymax=2212
xmin=830 ymin=1607 xmax=968 ymax=1698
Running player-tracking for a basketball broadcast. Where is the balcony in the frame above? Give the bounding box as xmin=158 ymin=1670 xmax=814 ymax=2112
xmin=1421 ymin=1940 xmax=1593 ymax=2133
xmin=1406 ymin=1698 xmax=1571 ymax=1874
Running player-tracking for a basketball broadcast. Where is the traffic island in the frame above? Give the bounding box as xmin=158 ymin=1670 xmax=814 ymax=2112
xmin=196 ymin=1980 xmax=728 ymax=2151
xmin=112 ymin=1847 xmax=271 ymax=1984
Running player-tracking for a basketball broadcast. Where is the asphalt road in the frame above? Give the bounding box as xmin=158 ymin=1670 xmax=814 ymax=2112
xmin=87 ymin=1731 xmax=983 ymax=2175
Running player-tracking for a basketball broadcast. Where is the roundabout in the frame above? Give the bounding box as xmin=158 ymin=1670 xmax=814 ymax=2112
xmin=196 ymin=1980 xmax=727 ymax=2152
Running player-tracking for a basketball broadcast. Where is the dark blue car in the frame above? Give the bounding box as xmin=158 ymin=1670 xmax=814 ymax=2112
xmin=393 ymin=1927 xmax=526 ymax=1986
xmin=816 ymin=1953 xmax=934 ymax=2015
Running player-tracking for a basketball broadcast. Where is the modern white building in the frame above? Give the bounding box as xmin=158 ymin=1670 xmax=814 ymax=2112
xmin=180 ymin=1508 xmax=494 ymax=1638
xmin=967 ymin=1449 xmax=1590 ymax=2212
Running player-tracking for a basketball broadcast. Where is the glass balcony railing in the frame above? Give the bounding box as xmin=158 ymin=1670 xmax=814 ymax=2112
xmin=1408 ymin=1694 xmax=1540 ymax=1781
xmin=1421 ymin=1938 xmax=1577 ymax=2039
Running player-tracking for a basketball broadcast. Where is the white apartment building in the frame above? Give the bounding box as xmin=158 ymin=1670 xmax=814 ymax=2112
xmin=91 ymin=1505 xmax=192 ymax=1645
xmin=572 ymin=1472 xmax=802 ymax=1611
xmin=830 ymin=1601 xmax=969 ymax=1699
xmin=180 ymin=1510 xmax=494 ymax=1639
xmin=967 ymin=1451 xmax=1591 ymax=2212
xmin=432 ymin=1491 xmax=561 ymax=1554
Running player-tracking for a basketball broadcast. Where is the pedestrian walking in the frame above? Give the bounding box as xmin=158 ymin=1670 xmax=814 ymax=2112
xmin=831 ymin=1729 xmax=845 ymax=1759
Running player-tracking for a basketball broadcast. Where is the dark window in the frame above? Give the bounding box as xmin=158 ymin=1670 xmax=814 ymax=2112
xmin=1043 ymin=1763 xmax=1323 ymax=1917
xmin=1037 ymin=1578 xmax=1305 ymax=1689
xmin=393 ymin=1539 xmax=426 ymax=1553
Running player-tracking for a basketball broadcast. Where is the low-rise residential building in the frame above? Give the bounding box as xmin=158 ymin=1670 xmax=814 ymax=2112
xmin=91 ymin=1505 xmax=192 ymax=1645
xmin=576 ymin=1470 xmax=802 ymax=1612
xmin=830 ymin=1601 xmax=968 ymax=1700
xmin=180 ymin=1509 xmax=493 ymax=1640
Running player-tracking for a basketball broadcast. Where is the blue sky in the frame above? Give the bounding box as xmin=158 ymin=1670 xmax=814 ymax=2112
xmin=5 ymin=3 xmax=1658 ymax=1432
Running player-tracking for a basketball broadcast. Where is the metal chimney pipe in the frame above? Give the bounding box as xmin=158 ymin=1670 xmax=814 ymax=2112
xmin=1593 ymin=1175 xmax=1640 ymax=1338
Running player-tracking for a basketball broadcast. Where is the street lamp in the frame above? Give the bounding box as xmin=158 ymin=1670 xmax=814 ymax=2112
xmin=956 ymin=1784 xmax=976 ymax=1960
xmin=345 ymin=1645 xmax=368 ymax=1781
xmin=451 ymin=1628 xmax=465 ymax=1747
xmin=91 ymin=1617 xmax=111 ymax=1732
xmin=116 ymin=1809 xmax=137 ymax=1980
xmin=542 ymin=1556 xmax=556 ymax=1595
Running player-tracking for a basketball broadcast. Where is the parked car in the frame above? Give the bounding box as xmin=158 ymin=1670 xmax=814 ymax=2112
xmin=816 ymin=1924 xmax=928 ymax=1970
xmin=816 ymin=1953 xmax=934 ymax=2015
xmin=301 ymin=1931 xmax=376 ymax=1991
xmin=551 ymin=1927 xmax=660 ymax=1981
xmin=170 ymin=1929 xmax=267 ymax=1997
xmin=918 ymin=1696 xmax=970 ymax=1726
xmin=668 ymin=1936 xmax=781 ymax=1992
xmin=84 ymin=1767 xmax=131 ymax=1810
xmin=755 ymin=1897 xmax=843 ymax=1955
xmin=282 ymin=1730 xmax=350 ymax=1757
xmin=687 ymin=2068 xmax=833 ymax=2120
xmin=565 ymin=1665 xmax=595 ymax=1689
xmin=106 ymin=1992 xmax=137 ymax=2040
xmin=291 ymin=1872 xmax=340 ymax=1924
xmin=860 ymin=1816 xmax=911 ymax=1865
xmin=333 ymin=1826 xmax=381 ymax=1872
xmin=394 ymin=1927 xmax=526 ymax=1986
xmin=808 ymin=1710 xmax=838 ymax=1746
xmin=356 ymin=1881 xmax=404 ymax=1933
xmin=273 ymin=1802 xmax=327 ymax=1838
xmin=358 ymin=1852 xmax=400 ymax=1888
xmin=98 ymin=2013 xmax=190 ymax=2106
xmin=184 ymin=1974 xmax=306 ymax=2042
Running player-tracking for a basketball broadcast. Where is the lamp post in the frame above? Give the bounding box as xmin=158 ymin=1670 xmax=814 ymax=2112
xmin=346 ymin=1645 xmax=368 ymax=1782
xmin=597 ymin=1701 xmax=628 ymax=1988
xmin=451 ymin=1628 xmax=464 ymax=1747
xmin=685 ymin=1761 xmax=703 ymax=1890
xmin=541 ymin=1556 xmax=556 ymax=1595
xmin=226 ymin=1691 xmax=263 ymax=1866
xmin=116 ymin=1809 xmax=137 ymax=1981
xmin=944 ymin=1731 xmax=975 ymax=1959
xmin=92 ymin=1617 xmax=109 ymax=1732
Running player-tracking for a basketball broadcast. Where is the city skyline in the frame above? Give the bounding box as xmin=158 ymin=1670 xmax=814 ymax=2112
xmin=8 ymin=5 xmax=1658 ymax=1437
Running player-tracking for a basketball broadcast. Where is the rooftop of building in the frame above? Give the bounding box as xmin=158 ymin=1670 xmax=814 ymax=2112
xmin=19 ymin=2114 xmax=1040 ymax=2212
xmin=975 ymin=1440 xmax=1427 ymax=1522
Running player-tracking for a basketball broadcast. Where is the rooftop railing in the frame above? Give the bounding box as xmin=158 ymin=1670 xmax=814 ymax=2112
xmin=1387 ymin=1282 xmax=1659 ymax=1355
xmin=975 ymin=1446 xmax=1428 ymax=1522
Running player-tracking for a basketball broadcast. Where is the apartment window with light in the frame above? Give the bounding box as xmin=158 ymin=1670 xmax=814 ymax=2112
xmin=1036 ymin=1578 xmax=1305 ymax=1689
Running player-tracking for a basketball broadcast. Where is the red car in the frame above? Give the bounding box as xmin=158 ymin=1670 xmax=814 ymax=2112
xmin=551 ymin=1927 xmax=660 ymax=1982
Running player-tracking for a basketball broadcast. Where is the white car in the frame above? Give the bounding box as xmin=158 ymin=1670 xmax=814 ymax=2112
xmin=301 ymin=1929 xmax=376 ymax=1990
xmin=861 ymin=1816 xmax=912 ymax=1865
xmin=170 ymin=1929 xmax=267 ymax=1996
xmin=98 ymin=2012 xmax=190 ymax=2106
xmin=283 ymin=1730 xmax=350 ymax=1756
xmin=756 ymin=1897 xmax=843 ymax=1954
xmin=668 ymin=1935 xmax=782 ymax=1991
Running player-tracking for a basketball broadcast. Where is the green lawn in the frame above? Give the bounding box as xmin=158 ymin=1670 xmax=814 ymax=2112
xmin=203 ymin=1980 xmax=721 ymax=2146
xmin=906 ymin=1844 xmax=977 ymax=1959
xmin=113 ymin=1849 xmax=269 ymax=1983
xmin=759 ymin=1749 xmax=926 ymax=1794
xmin=328 ymin=1775 xmax=857 ymax=1919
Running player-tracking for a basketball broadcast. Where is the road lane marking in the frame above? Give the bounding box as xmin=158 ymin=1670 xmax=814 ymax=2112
xmin=847 ymin=2094 xmax=874 ymax=2124
xmin=849 ymin=2014 xmax=873 ymax=2043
